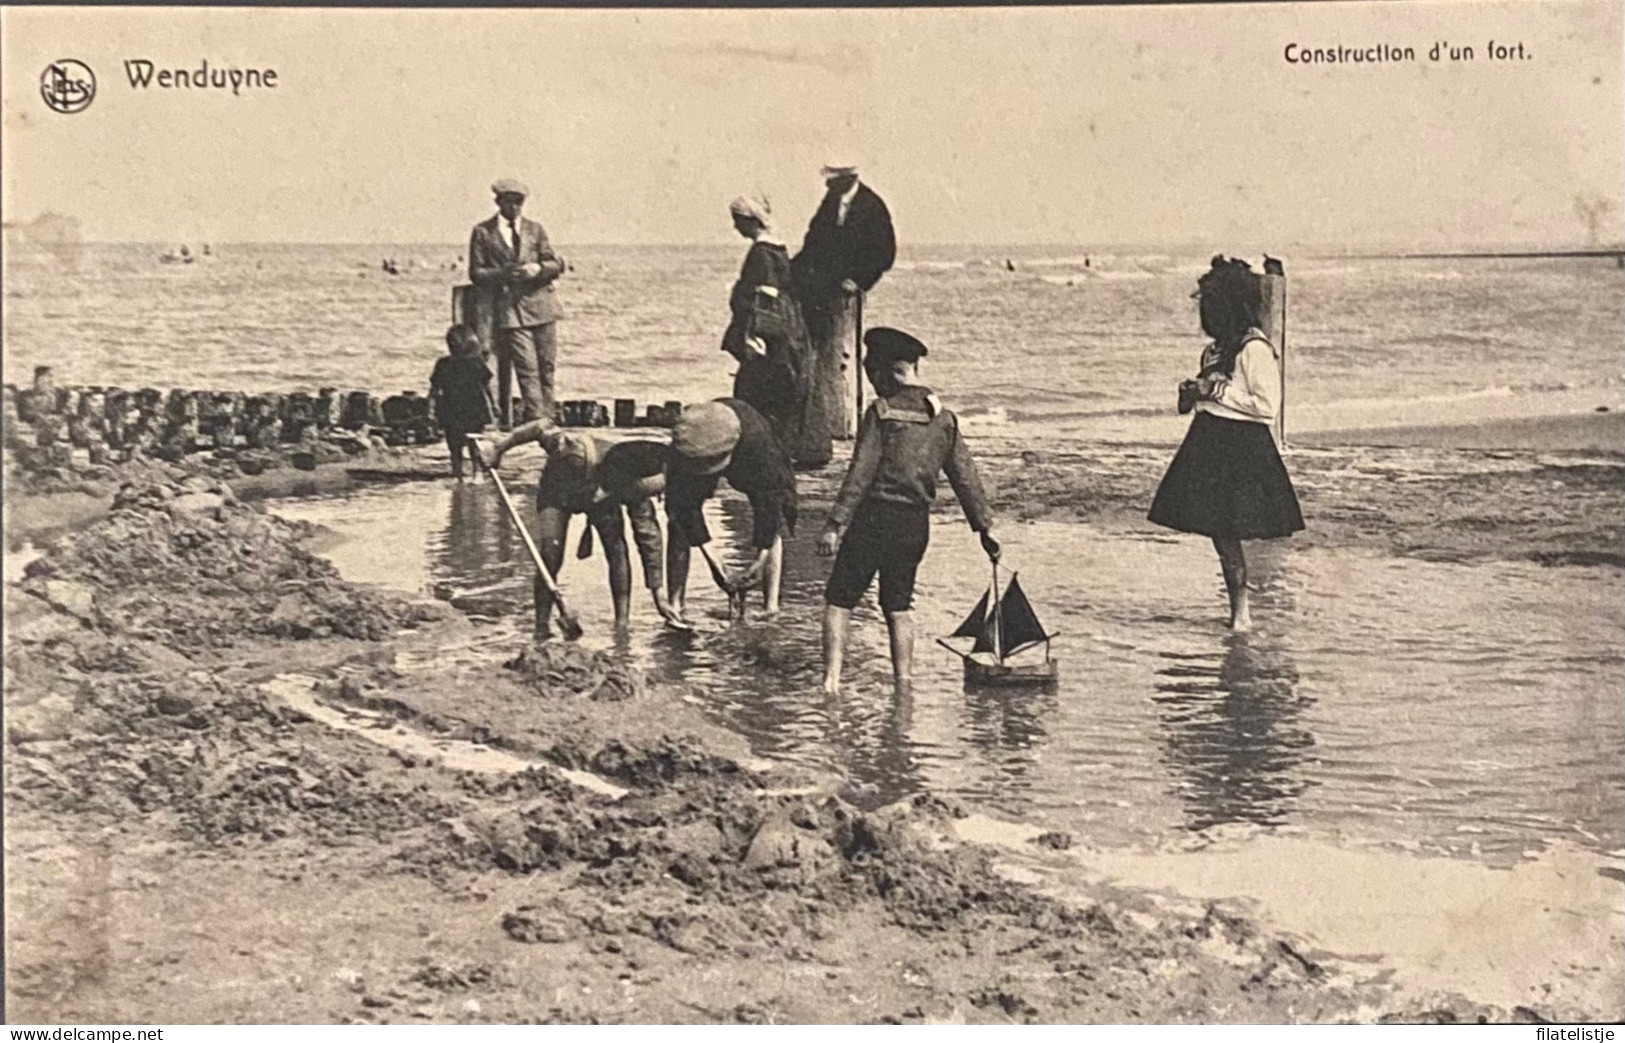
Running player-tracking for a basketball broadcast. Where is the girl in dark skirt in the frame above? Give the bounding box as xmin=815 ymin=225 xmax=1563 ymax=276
xmin=1149 ymin=256 xmax=1304 ymax=630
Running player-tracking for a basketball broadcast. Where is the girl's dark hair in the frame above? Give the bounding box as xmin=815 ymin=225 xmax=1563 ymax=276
xmin=1196 ymin=256 xmax=1264 ymax=373
xmin=445 ymin=324 xmax=481 ymax=356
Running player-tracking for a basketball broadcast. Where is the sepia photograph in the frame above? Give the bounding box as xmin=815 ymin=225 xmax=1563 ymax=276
xmin=3 ymin=1 xmax=1622 ymax=1027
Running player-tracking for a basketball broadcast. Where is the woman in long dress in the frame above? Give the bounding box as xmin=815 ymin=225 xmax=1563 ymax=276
xmin=1148 ymin=256 xmax=1304 ymax=630
xmin=721 ymin=195 xmax=808 ymax=454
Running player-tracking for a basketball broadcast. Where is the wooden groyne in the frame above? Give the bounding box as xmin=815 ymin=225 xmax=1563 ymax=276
xmin=2 ymin=376 xmax=680 ymax=484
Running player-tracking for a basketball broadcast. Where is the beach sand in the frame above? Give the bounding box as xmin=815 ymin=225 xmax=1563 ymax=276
xmin=8 ymin=464 xmax=1608 ymax=1024
xmin=976 ymin=409 xmax=1624 ymax=570
xmin=4 ymin=471 xmax=1491 ymax=1026
xmin=3 ymin=409 xmax=1620 ymax=1024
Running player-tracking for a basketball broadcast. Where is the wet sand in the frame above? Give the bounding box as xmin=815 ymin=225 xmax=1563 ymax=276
xmin=8 ymin=471 xmax=1609 ymax=1024
xmin=980 ymin=409 xmax=1624 ymax=569
xmin=1 ymin=473 xmax=1433 ymax=1025
xmin=4 ymin=411 xmax=1621 ymax=1024
xmin=1301 ymin=410 xmax=1623 ymax=454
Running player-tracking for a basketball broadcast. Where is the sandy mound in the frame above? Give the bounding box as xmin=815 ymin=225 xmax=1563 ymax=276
xmin=22 ymin=477 xmax=435 ymax=649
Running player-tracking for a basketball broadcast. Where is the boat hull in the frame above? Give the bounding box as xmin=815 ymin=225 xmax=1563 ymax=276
xmin=963 ymin=657 xmax=1059 ymax=688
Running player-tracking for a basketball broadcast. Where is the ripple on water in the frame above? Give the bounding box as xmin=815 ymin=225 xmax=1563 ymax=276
xmin=267 ymin=479 xmax=1624 ymax=862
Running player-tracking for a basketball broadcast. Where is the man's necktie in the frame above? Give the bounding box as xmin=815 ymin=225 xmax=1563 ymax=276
xmin=509 ymin=220 xmax=521 ymax=259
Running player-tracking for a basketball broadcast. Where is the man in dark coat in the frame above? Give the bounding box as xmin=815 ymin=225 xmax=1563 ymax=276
xmin=468 ymin=178 xmax=567 ymax=425
xmin=790 ymin=163 xmax=896 ymax=312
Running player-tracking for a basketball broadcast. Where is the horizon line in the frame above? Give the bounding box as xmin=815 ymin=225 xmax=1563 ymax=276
xmin=7 ymin=235 xmax=1622 ymax=255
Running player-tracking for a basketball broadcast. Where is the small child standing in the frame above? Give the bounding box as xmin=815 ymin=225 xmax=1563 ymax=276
xmin=817 ymin=327 xmax=1000 ymax=695
xmin=429 ymin=325 xmax=493 ymax=479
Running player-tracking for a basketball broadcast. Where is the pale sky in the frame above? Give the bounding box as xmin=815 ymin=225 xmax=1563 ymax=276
xmin=3 ymin=2 xmax=1621 ymax=249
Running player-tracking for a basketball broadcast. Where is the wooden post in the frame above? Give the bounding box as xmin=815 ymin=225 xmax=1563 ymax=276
xmin=853 ymin=291 xmax=865 ymax=437
xmin=452 ymin=284 xmax=505 ymax=428
xmin=1259 ymin=260 xmax=1287 ymax=447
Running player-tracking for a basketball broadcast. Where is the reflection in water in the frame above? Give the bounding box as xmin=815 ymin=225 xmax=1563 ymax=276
xmin=958 ymin=682 xmax=1056 ymax=810
xmin=429 ymin=478 xmax=529 ymax=604
xmin=269 ymin=480 xmax=1624 ymax=860
xmin=655 ymin=494 xmax=933 ymax=808
xmin=964 ymin=683 xmax=1051 ymax=754
xmin=1153 ymin=633 xmax=1313 ymax=830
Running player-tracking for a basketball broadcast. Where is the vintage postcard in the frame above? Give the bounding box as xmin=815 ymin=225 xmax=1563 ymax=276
xmin=3 ymin=2 xmax=1621 ymax=1027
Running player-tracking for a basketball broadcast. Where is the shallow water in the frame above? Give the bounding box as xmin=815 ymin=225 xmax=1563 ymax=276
xmin=268 ymin=468 xmax=1625 ymax=866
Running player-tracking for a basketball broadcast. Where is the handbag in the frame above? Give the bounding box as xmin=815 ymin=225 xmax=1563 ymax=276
xmin=748 ymin=285 xmax=791 ymax=342
xmin=1177 ymin=379 xmax=1199 ymax=415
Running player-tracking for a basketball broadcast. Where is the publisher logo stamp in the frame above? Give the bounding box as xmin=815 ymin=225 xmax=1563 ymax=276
xmin=41 ymin=59 xmax=96 ymax=114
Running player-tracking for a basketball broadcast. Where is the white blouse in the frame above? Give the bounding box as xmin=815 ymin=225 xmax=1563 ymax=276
xmin=1196 ymin=335 xmax=1281 ymax=425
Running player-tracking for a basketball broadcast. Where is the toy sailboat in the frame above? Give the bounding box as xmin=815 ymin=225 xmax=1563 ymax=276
xmin=938 ymin=564 xmax=1059 ymax=686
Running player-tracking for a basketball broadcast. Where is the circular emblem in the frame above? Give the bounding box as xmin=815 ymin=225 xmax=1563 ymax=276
xmin=41 ymin=60 xmax=96 ymax=114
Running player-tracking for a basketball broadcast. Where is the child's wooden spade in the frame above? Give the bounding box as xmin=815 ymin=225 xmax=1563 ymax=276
xmin=698 ymin=544 xmax=749 ymax=621
xmin=473 ymin=440 xmax=584 ymax=641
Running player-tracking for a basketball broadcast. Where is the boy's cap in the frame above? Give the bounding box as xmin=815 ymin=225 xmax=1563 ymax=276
xmin=669 ymin=401 xmax=740 ymax=475
xmin=491 ymin=178 xmax=529 ymax=199
xmin=863 ymin=327 xmax=928 ymax=369
xmin=557 ymin=432 xmax=597 ymax=467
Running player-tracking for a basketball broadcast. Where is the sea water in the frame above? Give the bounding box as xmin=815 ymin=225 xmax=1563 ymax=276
xmin=5 ymin=242 xmax=1621 ymax=437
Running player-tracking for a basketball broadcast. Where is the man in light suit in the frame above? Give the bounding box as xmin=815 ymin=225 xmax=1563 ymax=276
xmin=468 ymin=178 xmax=567 ymax=425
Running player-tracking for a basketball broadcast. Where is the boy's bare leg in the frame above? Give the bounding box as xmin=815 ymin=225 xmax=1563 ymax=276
xmin=593 ymin=510 xmax=633 ymax=630
xmin=606 ymin=543 xmax=633 ymax=630
xmin=666 ymin=524 xmax=692 ymax=623
xmin=884 ymin=609 xmax=915 ymax=694
xmin=822 ymin=604 xmax=852 ymax=695
xmin=762 ymin=535 xmax=784 ymax=615
xmin=1211 ymin=536 xmax=1252 ymax=632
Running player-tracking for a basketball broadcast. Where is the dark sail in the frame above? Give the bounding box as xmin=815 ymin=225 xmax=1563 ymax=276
xmin=950 ymin=588 xmax=996 ymax=654
xmin=996 ymin=574 xmax=1050 ymax=658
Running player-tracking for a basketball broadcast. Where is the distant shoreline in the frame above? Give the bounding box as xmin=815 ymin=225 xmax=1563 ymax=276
xmin=12 ymin=237 xmax=1624 ymax=259
xmin=1345 ymin=250 xmax=1625 ymax=262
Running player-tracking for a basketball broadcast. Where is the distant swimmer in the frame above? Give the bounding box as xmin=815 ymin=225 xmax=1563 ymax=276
xmin=1005 ymin=258 xmax=1016 ymax=272
xmin=1148 ymin=256 xmax=1304 ymax=631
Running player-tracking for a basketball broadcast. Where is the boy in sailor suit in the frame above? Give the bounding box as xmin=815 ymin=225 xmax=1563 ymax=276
xmin=817 ymin=327 xmax=1001 ymax=695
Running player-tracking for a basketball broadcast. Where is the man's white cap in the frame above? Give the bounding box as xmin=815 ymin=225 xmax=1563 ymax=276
xmin=820 ymin=161 xmax=859 ymax=179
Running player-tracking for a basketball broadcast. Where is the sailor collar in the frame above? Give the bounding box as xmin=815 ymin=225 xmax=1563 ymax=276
xmin=873 ymin=390 xmax=942 ymax=424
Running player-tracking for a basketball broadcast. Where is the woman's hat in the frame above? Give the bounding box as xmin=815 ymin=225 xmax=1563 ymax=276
xmin=728 ymin=195 xmax=772 ymax=225
xmin=669 ymin=401 xmax=741 ymax=475
xmin=863 ymin=327 xmax=929 ymax=370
